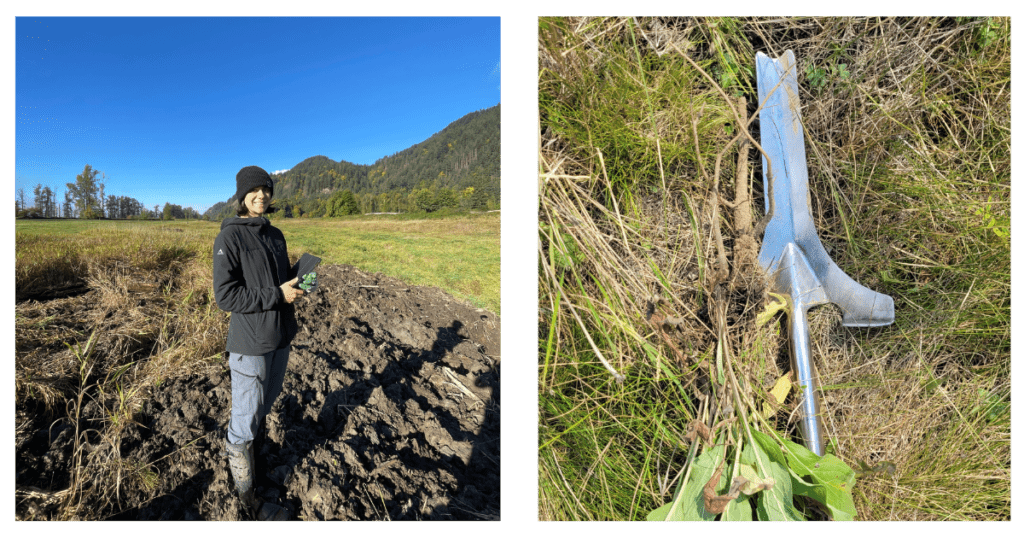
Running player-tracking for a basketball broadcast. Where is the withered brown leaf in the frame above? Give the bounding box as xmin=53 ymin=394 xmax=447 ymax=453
xmin=703 ymin=459 xmax=744 ymax=514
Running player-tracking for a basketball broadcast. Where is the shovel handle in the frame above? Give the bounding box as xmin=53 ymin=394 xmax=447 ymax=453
xmin=788 ymin=303 xmax=825 ymax=456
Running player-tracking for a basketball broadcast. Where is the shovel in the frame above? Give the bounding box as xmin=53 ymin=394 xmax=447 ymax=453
xmin=755 ymin=50 xmax=894 ymax=456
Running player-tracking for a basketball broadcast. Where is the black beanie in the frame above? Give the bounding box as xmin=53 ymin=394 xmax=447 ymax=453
xmin=235 ymin=165 xmax=274 ymax=202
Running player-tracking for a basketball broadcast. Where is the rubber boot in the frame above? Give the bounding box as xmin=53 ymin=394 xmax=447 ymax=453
xmin=226 ymin=440 xmax=256 ymax=519
xmin=255 ymin=417 xmax=269 ymax=458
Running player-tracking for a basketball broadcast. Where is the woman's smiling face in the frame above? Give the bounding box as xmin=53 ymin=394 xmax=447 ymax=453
xmin=243 ymin=186 xmax=271 ymax=217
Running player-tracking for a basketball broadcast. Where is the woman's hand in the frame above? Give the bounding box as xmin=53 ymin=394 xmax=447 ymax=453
xmin=280 ymin=277 xmax=305 ymax=304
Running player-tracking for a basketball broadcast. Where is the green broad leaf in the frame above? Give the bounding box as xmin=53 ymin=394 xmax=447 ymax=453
xmin=749 ymin=429 xmax=786 ymax=463
xmin=755 ymin=458 xmax=805 ymax=521
xmin=789 ymin=473 xmax=854 ymax=521
xmin=777 ymin=437 xmax=858 ymax=521
xmin=647 ymin=444 xmax=725 ymax=521
xmin=720 ymin=494 xmax=753 ymax=521
xmin=738 ymin=442 xmax=756 ymax=467
xmin=647 ymin=502 xmax=675 ymax=521
xmin=736 ymin=463 xmax=774 ymax=495
xmin=778 ymin=436 xmax=825 ymax=472
xmin=749 ymin=433 xmax=806 ymax=521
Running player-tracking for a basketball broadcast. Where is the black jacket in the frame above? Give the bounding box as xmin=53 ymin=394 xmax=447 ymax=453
xmin=213 ymin=216 xmax=299 ymax=355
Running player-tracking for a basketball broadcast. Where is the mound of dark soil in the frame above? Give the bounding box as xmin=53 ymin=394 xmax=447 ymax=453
xmin=15 ymin=264 xmax=500 ymax=520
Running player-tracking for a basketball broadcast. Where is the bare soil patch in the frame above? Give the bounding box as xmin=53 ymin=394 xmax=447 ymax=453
xmin=16 ymin=264 xmax=500 ymax=520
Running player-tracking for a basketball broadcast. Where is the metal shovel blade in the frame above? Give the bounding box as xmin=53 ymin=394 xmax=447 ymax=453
xmin=756 ymin=50 xmax=894 ymax=456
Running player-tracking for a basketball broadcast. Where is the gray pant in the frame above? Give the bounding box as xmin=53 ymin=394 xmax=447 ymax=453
xmin=227 ymin=347 xmax=290 ymax=445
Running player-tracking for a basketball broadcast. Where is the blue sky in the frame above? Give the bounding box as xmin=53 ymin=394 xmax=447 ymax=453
xmin=15 ymin=17 xmax=500 ymax=214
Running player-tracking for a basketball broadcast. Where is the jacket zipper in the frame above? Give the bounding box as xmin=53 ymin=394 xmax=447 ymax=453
xmin=252 ymin=223 xmax=280 ymax=286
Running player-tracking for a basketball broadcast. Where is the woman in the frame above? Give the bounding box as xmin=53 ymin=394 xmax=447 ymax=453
xmin=213 ymin=165 xmax=304 ymax=517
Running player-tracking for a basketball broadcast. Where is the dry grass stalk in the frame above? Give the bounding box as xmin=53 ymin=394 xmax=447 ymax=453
xmin=15 ymin=225 xmax=229 ymax=520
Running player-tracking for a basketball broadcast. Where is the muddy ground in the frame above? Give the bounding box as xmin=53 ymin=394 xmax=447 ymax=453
xmin=15 ymin=264 xmax=500 ymax=520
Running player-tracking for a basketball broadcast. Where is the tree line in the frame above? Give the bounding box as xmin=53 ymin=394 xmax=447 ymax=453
xmin=268 ymin=179 xmax=492 ymax=218
xmin=16 ymin=164 xmax=200 ymax=220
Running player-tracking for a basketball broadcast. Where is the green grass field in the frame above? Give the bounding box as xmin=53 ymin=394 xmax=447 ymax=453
xmin=275 ymin=215 xmax=499 ymax=313
xmin=16 ymin=212 xmax=500 ymax=313
xmin=539 ymin=17 xmax=1009 ymax=521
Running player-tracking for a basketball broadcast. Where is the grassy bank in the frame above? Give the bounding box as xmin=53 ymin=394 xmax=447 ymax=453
xmin=539 ymin=17 xmax=1009 ymax=521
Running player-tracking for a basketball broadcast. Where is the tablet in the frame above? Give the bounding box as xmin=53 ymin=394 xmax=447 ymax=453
xmin=294 ymin=253 xmax=322 ymax=294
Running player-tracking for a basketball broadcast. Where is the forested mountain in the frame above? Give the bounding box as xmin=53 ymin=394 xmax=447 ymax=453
xmin=205 ymin=104 xmax=499 ymax=219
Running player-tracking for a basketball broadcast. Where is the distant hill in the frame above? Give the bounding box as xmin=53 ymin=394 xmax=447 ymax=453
xmin=205 ymin=104 xmax=499 ymax=219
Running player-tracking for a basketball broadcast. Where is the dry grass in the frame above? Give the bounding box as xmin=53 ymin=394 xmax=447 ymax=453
xmin=15 ymin=222 xmax=228 ymax=519
xmin=539 ymin=16 xmax=1009 ymax=521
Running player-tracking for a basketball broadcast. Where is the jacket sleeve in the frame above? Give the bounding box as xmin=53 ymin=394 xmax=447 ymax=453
xmin=213 ymin=232 xmax=283 ymax=313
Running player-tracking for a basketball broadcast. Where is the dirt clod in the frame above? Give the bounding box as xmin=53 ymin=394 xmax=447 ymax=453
xmin=16 ymin=264 xmax=500 ymax=520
